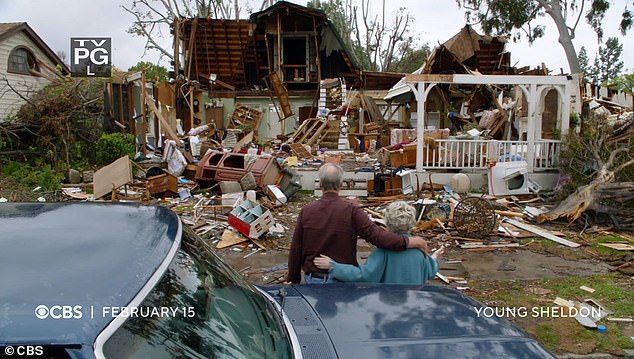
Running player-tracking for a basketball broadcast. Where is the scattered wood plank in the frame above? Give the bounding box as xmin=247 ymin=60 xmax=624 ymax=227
xmin=607 ymin=317 xmax=633 ymax=322
xmin=579 ymin=285 xmax=596 ymax=293
xmin=232 ymin=131 xmax=254 ymax=152
xmin=367 ymin=195 xmax=404 ymax=202
xmin=598 ymin=243 xmax=634 ymax=251
xmin=217 ymin=229 xmax=248 ymax=249
xmin=504 ymin=219 xmax=581 ymax=248
xmin=435 ymin=272 xmax=450 ymax=284
xmin=364 ymin=208 xmax=384 ymax=218
xmin=553 ymin=297 xmax=575 ymax=308
xmin=495 ymin=210 xmax=525 ymax=217
xmin=459 ymin=243 xmax=520 ymax=249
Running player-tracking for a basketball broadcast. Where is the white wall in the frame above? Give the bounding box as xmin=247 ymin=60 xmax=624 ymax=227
xmin=0 ymin=31 xmax=57 ymax=120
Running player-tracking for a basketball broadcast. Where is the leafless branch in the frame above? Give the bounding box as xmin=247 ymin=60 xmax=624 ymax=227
xmin=122 ymin=5 xmax=174 ymax=60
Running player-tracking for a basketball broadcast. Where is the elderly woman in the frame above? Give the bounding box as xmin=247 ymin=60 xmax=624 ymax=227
xmin=314 ymin=201 xmax=443 ymax=284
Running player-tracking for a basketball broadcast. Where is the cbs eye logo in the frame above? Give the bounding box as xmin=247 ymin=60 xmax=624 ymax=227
xmin=34 ymin=305 xmax=83 ymax=319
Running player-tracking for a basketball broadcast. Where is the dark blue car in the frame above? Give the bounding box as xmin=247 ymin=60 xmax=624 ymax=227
xmin=0 ymin=203 xmax=555 ymax=358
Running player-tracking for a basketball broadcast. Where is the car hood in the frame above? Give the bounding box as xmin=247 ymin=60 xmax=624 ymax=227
xmin=263 ymin=283 xmax=554 ymax=359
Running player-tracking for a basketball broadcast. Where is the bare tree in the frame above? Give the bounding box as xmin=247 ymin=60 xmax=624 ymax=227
xmin=351 ymin=0 xmax=413 ymax=71
xmin=122 ymin=0 xmax=244 ymax=60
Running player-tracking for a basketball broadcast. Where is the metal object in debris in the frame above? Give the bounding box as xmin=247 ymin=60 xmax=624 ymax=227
xmin=453 ymin=197 xmax=496 ymax=239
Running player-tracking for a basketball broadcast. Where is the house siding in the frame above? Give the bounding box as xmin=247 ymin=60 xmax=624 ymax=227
xmin=0 ymin=31 xmax=57 ymax=120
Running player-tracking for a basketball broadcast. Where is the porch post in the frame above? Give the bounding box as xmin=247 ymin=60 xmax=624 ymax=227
xmin=415 ymin=83 xmax=426 ymax=172
xmin=526 ymin=84 xmax=538 ymax=172
xmin=410 ymin=82 xmax=436 ymax=172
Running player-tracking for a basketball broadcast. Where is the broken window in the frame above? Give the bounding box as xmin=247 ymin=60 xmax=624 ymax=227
xmin=8 ymin=47 xmax=39 ymax=75
xmin=282 ymin=37 xmax=307 ymax=82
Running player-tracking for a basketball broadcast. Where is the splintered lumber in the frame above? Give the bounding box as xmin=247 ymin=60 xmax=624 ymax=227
xmin=504 ymin=219 xmax=581 ymax=248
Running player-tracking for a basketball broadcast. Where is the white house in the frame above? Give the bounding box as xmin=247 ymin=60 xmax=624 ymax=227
xmin=0 ymin=22 xmax=69 ymax=120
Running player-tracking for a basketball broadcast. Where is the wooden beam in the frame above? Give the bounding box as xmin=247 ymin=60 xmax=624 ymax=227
xmin=141 ymin=72 xmax=147 ymax=154
xmin=145 ymin=93 xmax=178 ymax=142
xmin=404 ymin=74 xmax=454 ymax=83
xmin=405 ymin=73 xmax=572 ymax=86
xmin=504 ymin=219 xmax=581 ymax=248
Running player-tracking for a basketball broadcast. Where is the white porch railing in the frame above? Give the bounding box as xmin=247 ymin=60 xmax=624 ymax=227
xmin=422 ymin=139 xmax=561 ymax=171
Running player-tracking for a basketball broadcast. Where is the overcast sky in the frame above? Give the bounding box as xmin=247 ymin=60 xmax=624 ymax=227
xmin=1 ymin=0 xmax=632 ymax=75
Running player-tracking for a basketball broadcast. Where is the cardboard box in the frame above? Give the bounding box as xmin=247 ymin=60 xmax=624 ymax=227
xmin=228 ymin=200 xmax=274 ymax=239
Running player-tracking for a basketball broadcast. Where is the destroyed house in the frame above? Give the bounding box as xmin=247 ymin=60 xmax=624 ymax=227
xmin=436 ymin=25 xmax=512 ymax=75
xmin=174 ymin=1 xmax=358 ymax=91
xmin=170 ymin=1 xmax=401 ymax=141
xmin=381 ymin=26 xmax=583 ymax=193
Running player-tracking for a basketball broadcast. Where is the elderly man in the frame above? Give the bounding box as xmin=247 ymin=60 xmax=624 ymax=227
xmin=287 ymin=163 xmax=429 ymax=284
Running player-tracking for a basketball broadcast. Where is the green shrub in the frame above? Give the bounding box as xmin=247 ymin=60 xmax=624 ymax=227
xmin=1 ymin=161 xmax=64 ymax=191
xmin=95 ymin=133 xmax=135 ymax=166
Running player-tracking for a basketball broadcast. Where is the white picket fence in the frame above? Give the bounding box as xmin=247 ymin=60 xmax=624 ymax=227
xmin=422 ymin=139 xmax=561 ymax=171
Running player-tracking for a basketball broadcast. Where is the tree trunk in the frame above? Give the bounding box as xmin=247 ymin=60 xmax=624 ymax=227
xmin=545 ymin=0 xmax=581 ymax=73
xmin=536 ymin=169 xmax=615 ymax=223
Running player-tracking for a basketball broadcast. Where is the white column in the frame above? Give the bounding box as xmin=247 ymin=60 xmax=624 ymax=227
xmin=416 ymin=83 xmax=426 ymax=172
xmin=526 ymin=84 xmax=538 ymax=172
xmin=410 ymin=82 xmax=437 ymax=172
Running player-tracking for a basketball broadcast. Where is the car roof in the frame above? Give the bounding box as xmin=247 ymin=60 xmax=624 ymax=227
xmin=0 ymin=203 xmax=181 ymax=346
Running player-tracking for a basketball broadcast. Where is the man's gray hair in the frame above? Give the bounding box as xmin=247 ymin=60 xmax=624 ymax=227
xmin=318 ymin=163 xmax=344 ymax=191
xmin=384 ymin=201 xmax=416 ymax=234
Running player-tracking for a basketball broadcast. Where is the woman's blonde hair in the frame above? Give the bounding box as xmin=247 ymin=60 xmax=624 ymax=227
xmin=384 ymin=201 xmax=416 ymax=234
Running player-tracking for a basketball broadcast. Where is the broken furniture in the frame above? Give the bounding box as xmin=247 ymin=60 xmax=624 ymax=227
xmin=368 ymin=172 xmax=403 ymax=196
xmin=287 ymin=118 xmax=333 ymax=147
xmin=146 ymin=171 xmax=178 ymax=197
xmin=228 ymin=199 xmax=275 ymax=239
xmin=288 ymin=143 xmax=313 ymax=159
xmin=195 ymin=150 xmax=282 ymax=189
xmin=228 ymin=103 xmax=263 ymax=134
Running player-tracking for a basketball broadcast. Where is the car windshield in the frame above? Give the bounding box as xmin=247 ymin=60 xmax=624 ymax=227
xmin=102 ymin=227 xmax=292 ymax=359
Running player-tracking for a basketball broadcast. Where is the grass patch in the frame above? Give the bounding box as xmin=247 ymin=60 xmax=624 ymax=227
xmin=535 ymin=323 xmax=558 ymax=351
xmin=540 ymin=273 xmax=633 ymax=316
xmin=470 ymin=274 xmax=634 ymax=354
